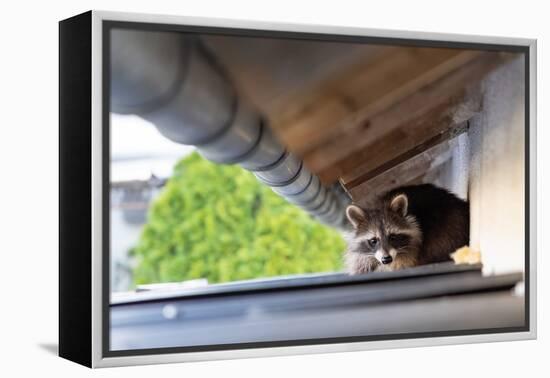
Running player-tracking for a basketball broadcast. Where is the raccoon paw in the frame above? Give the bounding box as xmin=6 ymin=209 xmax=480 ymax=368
xmin=391 ymin=254 xmax=418 ymax=270
xmin=346 ymin=254 xmax=380 ymax=275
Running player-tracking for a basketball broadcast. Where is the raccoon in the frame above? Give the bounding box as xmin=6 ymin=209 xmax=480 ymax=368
xmin=344 ymin=184 xmax=469 ymax=274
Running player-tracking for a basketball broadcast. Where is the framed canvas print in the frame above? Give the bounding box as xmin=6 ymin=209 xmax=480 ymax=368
xmin=59 ymin=10 xmax=537 ymax=368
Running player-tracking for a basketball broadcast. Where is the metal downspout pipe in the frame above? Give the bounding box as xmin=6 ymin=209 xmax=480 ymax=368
xmin=110 ymin=29 xmax=349 ymax=229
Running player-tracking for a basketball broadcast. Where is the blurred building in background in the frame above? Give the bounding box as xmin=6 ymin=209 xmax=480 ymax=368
xmin=110 ymin=114 xmax=194 ymax=292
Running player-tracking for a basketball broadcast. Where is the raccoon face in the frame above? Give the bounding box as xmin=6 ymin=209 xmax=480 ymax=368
xmin=344 ymin=194 xmax=422 ymax=270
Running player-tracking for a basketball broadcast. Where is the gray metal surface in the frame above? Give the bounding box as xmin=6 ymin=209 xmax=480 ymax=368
xmin=110 ymin=267 xmax=524 ymax=351
xmin=112 ymin=262 xmax=483 ymax=305
xmin=109 ymin=29 xmax=349 ymax=228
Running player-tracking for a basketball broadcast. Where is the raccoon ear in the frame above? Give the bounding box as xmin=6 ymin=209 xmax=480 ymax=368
xmin=346 ymin=205 xmax=366 ymax=228
xmin=390 ymin=194 xmax=408 ymax=216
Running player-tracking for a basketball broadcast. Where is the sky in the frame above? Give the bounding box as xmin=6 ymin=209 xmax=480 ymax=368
xmin=111 ymin=113 xmax=196 ymax=182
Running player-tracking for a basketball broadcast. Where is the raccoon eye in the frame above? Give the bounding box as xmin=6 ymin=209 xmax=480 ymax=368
xmin=367 ymin=237 xmax=379 ymax=248
xmin=389 ymin=233 xmax=410 ymax=248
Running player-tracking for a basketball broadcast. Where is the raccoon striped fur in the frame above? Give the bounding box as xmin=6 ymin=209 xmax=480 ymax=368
xmin=344 ymin=184 xmax=469 ymax=274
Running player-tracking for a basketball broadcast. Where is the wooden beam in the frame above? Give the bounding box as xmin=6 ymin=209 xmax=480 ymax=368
xmin=314 ymin=91 xmax=478 ymax=185
xmin=271 ymin=46 xmax=472 ymax=155
xmin=203 ymin=36 xmax=381 ymax=116
xmin=348 ymin=139 xmax=458 ymax=207
xmin=342 ymin=120 xmax=470 ymax=189
xmin=270 ymin=48 xmax=515 ymax=185
xmin=307 ymin=51 xmax=514 ymax=184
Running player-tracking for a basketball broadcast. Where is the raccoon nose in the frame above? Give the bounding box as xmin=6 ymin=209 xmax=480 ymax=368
xmin=381 ymin=255 xmax=393 ymax=265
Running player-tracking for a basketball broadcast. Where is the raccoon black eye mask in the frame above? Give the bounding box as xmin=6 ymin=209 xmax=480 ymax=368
xmin=344 ymin=184 xmax=470 ymax=274
xmin=388 ymin=233 xmax=411 ymax=249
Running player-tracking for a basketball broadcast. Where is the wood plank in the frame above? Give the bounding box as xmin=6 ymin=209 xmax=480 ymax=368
xmin=342 ymin=120 xmax=470 ymax=189
xmin=202 ymin=35 xmax=381 ymax=116
xmin=305 ymin=51 xmax=515 ymax=184
xmin=316 ymin=92 xmax=476 ymax=185
xmin=271 ymin=46 xmax=472 ymax=155
xmin=348 ymin=139 xmax=459 ymax=207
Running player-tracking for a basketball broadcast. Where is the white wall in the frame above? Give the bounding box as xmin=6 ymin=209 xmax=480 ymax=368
xmin=468 ymin=57 xmax=526 ymax=275
xmin=426 ymin=56 xmax=525 ymax=275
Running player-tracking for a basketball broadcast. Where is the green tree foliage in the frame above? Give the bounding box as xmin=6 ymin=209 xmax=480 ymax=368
xmin=132 ymin=152 xmax=345 ymax=285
